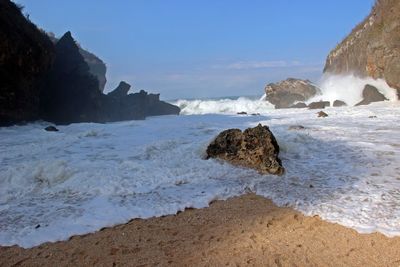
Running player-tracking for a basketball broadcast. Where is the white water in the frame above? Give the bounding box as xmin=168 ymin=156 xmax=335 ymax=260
xmin=173 ymin=96 xmax=274 ymax=115
xmin=1 ymin=100 xmax=400 ymax=248
xmin=308 ymin=74 xmax=398 ymax=106
xmin=173 ymin=75 xmax=398 ymax=113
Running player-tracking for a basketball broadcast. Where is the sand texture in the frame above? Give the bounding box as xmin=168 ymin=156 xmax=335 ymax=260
xmin=1 ymin=194 xmax=400 ymax=266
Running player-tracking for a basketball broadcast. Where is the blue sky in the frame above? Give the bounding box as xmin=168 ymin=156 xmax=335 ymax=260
xmin=17 ymin=0 xmax=374 ymax=99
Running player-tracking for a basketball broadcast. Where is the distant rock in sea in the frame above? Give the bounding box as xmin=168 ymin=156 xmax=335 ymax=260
xmin=317 ymin=111 xmax=328 ymax=118
xmin=355 ymin=84 xmax=388 ymax=106
xmin=0 ymin=0 xmax=54 ymax=126
xmin=308 ymin=101 xmax=330 ymax=109
xmin=324 ymin=0 xmax=400 ymax=96
xmin=333 ymin=100 xmax=347 ymax=107
xmin=264 ymin=78 xmax=320 ymax=109
xmin=206 ymin=124 xmax=284 ymax=175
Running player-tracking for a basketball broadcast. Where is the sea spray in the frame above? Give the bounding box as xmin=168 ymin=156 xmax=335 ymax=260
xmin=310 ymin=74 xmax=398 ymax=106
xmin=172 ymin=97 xmax=274 ymax=115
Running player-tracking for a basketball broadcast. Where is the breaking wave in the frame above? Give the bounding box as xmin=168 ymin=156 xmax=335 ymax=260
xmin=309 ymin=74 xmax=398 ymax=106
xmin=172 ymin=96 xmax=274 ymax=115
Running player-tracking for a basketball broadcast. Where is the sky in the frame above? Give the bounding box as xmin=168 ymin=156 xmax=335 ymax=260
xmin=17 ymin=0 xmax=374 ymax=99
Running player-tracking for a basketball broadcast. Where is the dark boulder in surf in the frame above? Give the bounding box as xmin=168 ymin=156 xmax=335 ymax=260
xmin=206 ymin=124 xmax=284 ymax=175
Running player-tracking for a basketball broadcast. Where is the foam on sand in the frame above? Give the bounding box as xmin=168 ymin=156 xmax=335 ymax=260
xmin=1 ymin=102 xmax=400 ymax=248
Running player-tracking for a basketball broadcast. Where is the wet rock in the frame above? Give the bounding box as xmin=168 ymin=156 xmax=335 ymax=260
xmin=237 ymin=111 xmax=247 ymax=115
xmin=251 ymin=113 xmax=260 ymax=116
xmin=289 ymin=102 xmax=307 ymax=108
xmin=355 ymin=84 xmax=388 ymax=106
xmin=309 ymin=101 xmax=330 ymax=109
xmin=264 ymin=78 xmax=320 ymax=109
xmin=45 ymin=126 xmax=59 ymax=132
xmin=317 ymin=111 xmax=328 ymax=117
xmin=206 ymin=124 xmax=284 ymax=175
xmin=333 ymin=100 xmax=347 ymax=107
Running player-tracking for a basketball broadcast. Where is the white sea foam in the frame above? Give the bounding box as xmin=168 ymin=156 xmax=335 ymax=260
xmin=1 ymin=101 xmax=400 ymax=248
xmin=310 ymin=74 xmax=398 ymax=106
xmin=172 ymin=97 xmax=274 ymax=115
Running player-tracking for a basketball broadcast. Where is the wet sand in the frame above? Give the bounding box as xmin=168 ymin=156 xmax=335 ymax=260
xmin=1 ymin=194 xmax=400 ymax=266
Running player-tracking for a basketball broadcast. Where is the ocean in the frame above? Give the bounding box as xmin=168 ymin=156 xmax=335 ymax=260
xmin=1 ymin=75 xmax=400 ymax=248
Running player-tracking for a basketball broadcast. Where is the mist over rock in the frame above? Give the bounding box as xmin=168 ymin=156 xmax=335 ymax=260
xmin=355 ymin=84 xmax=388 ymax=106
xmin=0 ymin=0 xmax=54 ymax=126
xmin=324 ymin=0 xmax=400 ymax=96
xmin=264 ymin=78 xmax=320 ymax=109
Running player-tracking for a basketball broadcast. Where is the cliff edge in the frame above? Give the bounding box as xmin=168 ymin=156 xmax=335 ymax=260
xmin=324 ymin=0 xmax=400 ymax=95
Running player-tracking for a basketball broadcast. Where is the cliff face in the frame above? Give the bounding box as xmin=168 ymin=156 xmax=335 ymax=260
xmin=47 ymin=32 xmax=107 ymax=92
xmin=0 ymin=0 xmax=54 ymax=126
xmin=324 ymin=0 xmax=400 ymax=95
xmin=40 ymin=32 xmax=103 ymax=124
xmin=79 ymin=48 xmax=107 ymax=92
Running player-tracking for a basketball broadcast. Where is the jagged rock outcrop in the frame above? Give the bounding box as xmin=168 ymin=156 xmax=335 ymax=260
xmin=206 ymin=124 xmax=284 ymax=175
xmin=40 ymin=31 xmax=103 ymax=124
xmin=107 ymin=81 xmax=131 ymax=98
xmin=324 ymin=0 xmax=400 ymax=96
xmin=41 ymin=32 xmax=180 ymax=124
xmin=0 ymin=0 xmax=54 ymax=126
xmin=264 ymin=78 xmax=320 ymax=109
xmin=103 ymin=86 xmax=180 ymax=122
xmin=47 ymin=32 xmax=107 ymax=92
xmin=355 ymin=84 xmax=388 ymax=106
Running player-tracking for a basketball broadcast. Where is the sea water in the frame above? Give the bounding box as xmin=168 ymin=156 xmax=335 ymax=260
xmin=1 ymin=76 xmax=400 ymax=248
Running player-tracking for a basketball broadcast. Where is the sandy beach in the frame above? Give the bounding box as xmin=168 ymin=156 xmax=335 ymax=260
xmin=1 ymin=194 xmax=400 ymax=266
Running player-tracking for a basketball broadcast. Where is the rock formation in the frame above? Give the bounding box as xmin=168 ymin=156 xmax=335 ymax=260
xmin=289 ymin=102 xmax=307 ymax=109
xmin=79 ymin=47 xmax=107 ymax=92
xmin=206 ymin=124 xmax=284 ymax=175
xmin=333 ymin=100 xmax=347 ymax=107
xmin=41 ymin=31 xmax=180 ymax=124
xmin=355 ymin=84 xmax=388 ymax=106
xmin=308 ymin=101 xmax=330 ymax=109
xmin=324 ymin=0 xmax=400 ymax=96
xmin=40 ymin=31 xmax=103 ymax=124
xmin=0 ymin=0 xmax=54 ymax=126
xmin=264 ymin=78 xmax=320 ymax=109
xmin=317 ymin=111 xmax=328 ymax=118
xmin=47 ymin=32 xmax=107 ymax=92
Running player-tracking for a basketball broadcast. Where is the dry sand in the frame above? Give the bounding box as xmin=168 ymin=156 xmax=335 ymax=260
xmin=1 ymin=194 xmax=400 ymax=266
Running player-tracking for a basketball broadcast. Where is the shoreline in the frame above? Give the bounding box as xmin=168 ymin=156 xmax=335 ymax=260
xmin=1 ymin=194 xmax=400 ymax=266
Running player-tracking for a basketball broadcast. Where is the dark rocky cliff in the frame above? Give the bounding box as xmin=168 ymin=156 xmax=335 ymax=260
xmin=0 ymin=0 xmax=54 ymax=126
xmin=0 ymin=1 xmax=179 ymax=126
xmin=324 ymin=0 xmax=400 ymax=95
xmin=40 ymin=31 xmax=103 ymax=124
xmin=47 ymin=32 xmax=107 ymax=93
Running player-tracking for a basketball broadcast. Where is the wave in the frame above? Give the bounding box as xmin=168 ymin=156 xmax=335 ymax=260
xmin=172 ymin=96 xmax=274 ymax=115
xmin=309 ymin=74 xmax=398 ymax=106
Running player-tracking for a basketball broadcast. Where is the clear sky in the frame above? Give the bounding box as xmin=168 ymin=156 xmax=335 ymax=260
xmin=17 ymin=0 xmax=374 ymax=99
